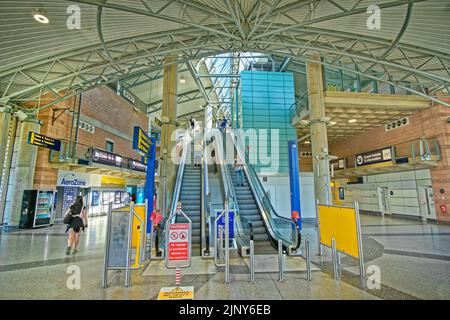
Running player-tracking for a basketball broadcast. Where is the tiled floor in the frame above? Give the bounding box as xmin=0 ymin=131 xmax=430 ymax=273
xmin=0 ymin=214 xmax=449 ymax=300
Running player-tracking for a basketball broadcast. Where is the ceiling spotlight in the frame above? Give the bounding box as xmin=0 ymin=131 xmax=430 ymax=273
xmin=304 ymin=141 xmax=311 ymax=145
xmin=348 ymin=119 xmax=357 ymax=123
xmin=33 ymin=11 xmax=49 ymax=24
xmin=179 ymin=77 xmax=186 ymax=84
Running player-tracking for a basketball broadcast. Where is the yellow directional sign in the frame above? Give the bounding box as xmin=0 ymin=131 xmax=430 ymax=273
xmin=157 ymin=286 xmax=194 ymax=300
xmin=133 ymin=126 xmax=152 ymax=156
xmin=28 ymin=132 xmax=61 ymax=151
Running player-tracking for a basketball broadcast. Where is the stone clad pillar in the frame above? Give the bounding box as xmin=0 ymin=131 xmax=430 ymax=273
xmin=3 ymin=117 xmax=41 ymax=227
xmin=307 ymin=54 xmax=332 ymax=204
xmin=158 ymin=56 xmax=178 ymax=216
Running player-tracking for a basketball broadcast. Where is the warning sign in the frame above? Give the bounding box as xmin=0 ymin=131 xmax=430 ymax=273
xmin=157 ymin=286 xmax=194 ymax=300
xmin=167 ymin=223 xmax=190 ymax=264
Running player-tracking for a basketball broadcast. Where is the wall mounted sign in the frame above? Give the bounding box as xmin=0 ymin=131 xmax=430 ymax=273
xmin=132 ymin=126 xmax=152 ymax=157
xmin=122 ymin=89 xmax=136 ymax=104
xmin=91 ymin=148 xmax=123 ymax=167
xmin=57 ymin=171 xmax=89 ymax=187
xmin=129 ymin=159 xmax=147 ymax=172
xmin=356 ymin=148 xmax=392 ymax=166
xmin=28 ymin=132 xmax=61 ymax=151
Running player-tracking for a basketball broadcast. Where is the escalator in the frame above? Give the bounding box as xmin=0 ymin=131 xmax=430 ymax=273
xmin=178 ymin=150 xmax=202 ymax=255
xmin=214 ymin=129 xmax=301 ymax=256
xmin=228 ymin=167 xmax=276 ymax=254
xmin=154 ymin=130 xmax=209 ymax=258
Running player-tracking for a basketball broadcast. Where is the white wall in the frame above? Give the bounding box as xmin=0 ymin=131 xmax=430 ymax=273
xmin=338 ymin=169 xmax=432 ymax=218
xmin=259 ymin=172 xmax=316 ymax=221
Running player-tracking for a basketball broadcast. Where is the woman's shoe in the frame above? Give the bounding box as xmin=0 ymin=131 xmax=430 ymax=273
xmin=65 ymin=246 xmax=71 ymax=256
xmin=72 ymin=249 xmax=78 ymax=255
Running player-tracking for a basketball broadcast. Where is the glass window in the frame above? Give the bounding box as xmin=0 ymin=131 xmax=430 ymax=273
xmin=106 ymin=140 xmax=114 ymax=152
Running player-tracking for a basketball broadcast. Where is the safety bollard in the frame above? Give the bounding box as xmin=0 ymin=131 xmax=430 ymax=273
xmin=331 ymin=238 xmax=339 ymax=280
xmin=305 ymin=238 xmax=312 ymax=281
xmin=250 ymin=240 xmax=255 ymax=284
xmin=278 ymin=239 xmax=284 ymax=282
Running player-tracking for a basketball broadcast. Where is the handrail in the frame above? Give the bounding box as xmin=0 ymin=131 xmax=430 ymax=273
xmin=156 ymin=129 xmax=191 ymax=255
xmin=230 ymin=130 xmax=299 ymax=253
xmin=211 ymin=129 xmax=251 ymax=252
xmin=168 ymin=129 xmax=191 ymax=218
xmin=201 ymin=128 xmax=210 ymax=256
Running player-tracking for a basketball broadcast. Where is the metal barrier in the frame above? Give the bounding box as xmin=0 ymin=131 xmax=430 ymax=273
xmin=249 ymin=240 xmax=255 ymax=284
xmin=317 ymin=200 xmax=366 ymax=287
xmin=278 ymin=239 xmax=284 ymax=282
xmin=214 ymin=201 xmax=230 ymax=284
xmin=102 ymin=202 xmax=146 ymax=288
xmin=305 ymin=238 xmax=312 ymax=281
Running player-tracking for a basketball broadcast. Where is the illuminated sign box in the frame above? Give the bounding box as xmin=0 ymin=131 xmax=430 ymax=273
xmin=91 ymin=148 xmax=123 ymax=167
xmin=28 ymin=132 xmax=61 ymax=151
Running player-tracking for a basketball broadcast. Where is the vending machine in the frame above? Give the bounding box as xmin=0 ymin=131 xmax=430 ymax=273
xmin=19 ymin=190 xmax=56 ymax=229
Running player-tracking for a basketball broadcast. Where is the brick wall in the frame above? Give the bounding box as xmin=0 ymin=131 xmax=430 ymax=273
xmin=33 ymin=94 xmax=74 ymax=189
xmin=33 ymin=86 xmax=148 ymax=189
xmin=329 ymin=99 xmax=450 ymax=223
xmin=78 ymin=86 xmax=147 ymax=159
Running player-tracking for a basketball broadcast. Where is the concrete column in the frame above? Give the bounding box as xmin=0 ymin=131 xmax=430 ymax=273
xmin=0 ymin=108 xmax=13 ymax=224
xmin=158 ymin=56 xmax=178 ymax=216
xmin=307 ymin=54 xmax=332 ymax=204
xmin=3 ymin=118 xmax=41 ymax=227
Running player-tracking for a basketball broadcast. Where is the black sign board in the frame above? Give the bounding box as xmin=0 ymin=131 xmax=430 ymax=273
xmin=28 ymin=132 xmax=61 ymax=151
xmin=129 ymin=159 xmax=147 ymax=172
xmin=355 ymin=148 xmax=392 ymax=166
xmin=91 ymin=148 xmax=123 ymax=167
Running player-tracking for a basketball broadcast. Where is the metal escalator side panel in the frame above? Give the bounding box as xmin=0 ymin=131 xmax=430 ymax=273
xmin=228 ymin=130 xmax=299 ymax=252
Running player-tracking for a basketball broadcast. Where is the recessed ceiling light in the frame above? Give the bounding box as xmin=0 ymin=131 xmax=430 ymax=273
xmin=348 ymin=119 xmax=357 ymax=123
xmin=179 ymin=77 xmax=186 ymax=84
xmin=33 ymin=13 xmax=49 ymax=24
xmin=304 ymin=141 xmax=310 ymax=144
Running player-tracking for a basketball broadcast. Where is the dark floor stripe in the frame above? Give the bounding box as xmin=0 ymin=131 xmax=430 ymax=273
xmin=383 ymin=249 xmax=450 ymax=261
xmin=365 ymin=232 xmax=450 ymax=237
xmin=0 ymin=254 xmax=103 ymax=272
xmin=1 ymin=233 xmax=67 ymax=237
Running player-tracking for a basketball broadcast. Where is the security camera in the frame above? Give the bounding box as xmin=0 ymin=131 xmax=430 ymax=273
xmin=14 ymin=110 xmax=29 ymax=121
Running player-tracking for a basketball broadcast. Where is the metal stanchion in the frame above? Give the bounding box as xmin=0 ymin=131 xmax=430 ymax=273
xmin=102 ymin=202 xmax=113 ymax=289
xmin=249 ymin=240 xmax=255 ymax=284
xmin=331 ymin=238 xmax=339 ymax=280
xmin=305 ymin=238 xmax=312 ymax=281
xmin=315 ymin=199 xmax=323 ymax=256
xmin=224 ymin=202 xmax=230 ymax=284
xmin=278 ymin=239 xmax=284 ymax=282
xmin=124 ymin=204 xmax=134 ymax=288
xmin=218 ymin=225 xmax=224 ymax=262
xmin=355 ymin=201 xmax=366 ymax=289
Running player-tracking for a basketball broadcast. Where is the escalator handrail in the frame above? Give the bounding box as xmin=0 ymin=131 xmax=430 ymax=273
xmin=230 ymin=130 xmax=298 ymax=249
xmin=212 ymin=129 xmax=252 ymax=248
xmin=201 ymin=129 xmax=210 ymax=255
xmin=158 ymin=129 xmax=191 ymax=252
xmin=168 ymin=130 xmax=191 ymax=220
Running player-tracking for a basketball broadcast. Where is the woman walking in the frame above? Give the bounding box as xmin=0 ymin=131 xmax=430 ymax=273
xmin=65 ymin=195 xmax=88 ymax=255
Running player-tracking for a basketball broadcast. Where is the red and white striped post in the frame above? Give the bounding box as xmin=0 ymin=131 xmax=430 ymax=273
xmin=175 ymin=265 xmax=181 ymax=288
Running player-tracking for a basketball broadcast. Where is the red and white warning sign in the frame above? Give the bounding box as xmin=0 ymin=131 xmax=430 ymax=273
xmin=168 ymin=223 xmax=190 ymax=263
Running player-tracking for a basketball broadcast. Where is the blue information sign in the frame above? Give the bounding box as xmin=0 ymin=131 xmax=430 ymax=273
xmin=216 ymin=211 xmax=234 ymax=239
xmin=132 ymin=126 xmax=152 ymax=157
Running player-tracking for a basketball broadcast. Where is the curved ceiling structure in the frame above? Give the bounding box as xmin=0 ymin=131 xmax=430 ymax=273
xmin=0 ymin=0 xmax=449 ymax=114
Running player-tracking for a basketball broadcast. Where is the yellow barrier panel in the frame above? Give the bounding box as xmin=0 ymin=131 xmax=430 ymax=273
xmin=132 ymin=205 xmax=146 ymax=268
xmin=318 ymin=205 xmax=359 ymax=259
xmin=117 ymin=205 xmax=146 ymax=268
